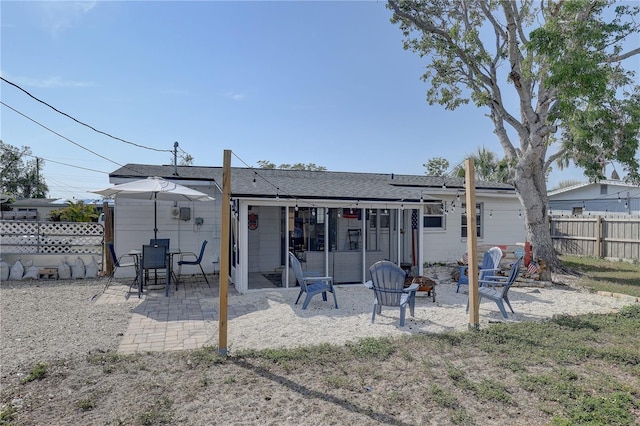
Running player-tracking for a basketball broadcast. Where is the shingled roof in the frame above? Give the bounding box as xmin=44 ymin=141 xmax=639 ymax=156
xmin=108 ymin=164 xmax=515 ymax=203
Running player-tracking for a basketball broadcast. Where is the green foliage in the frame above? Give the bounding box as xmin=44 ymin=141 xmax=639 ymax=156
xmin=0 ymin=404 xmax=17 ymax=424
xmin=50 ymin=201 xmax=99 ymax=222
xmin=0 ymin=140 xmax=48 ymax=199
xmin=137 ymin=398 xmax=173 ymax=426
xmin=75 ymin=398 xmax=96 ymax=411
xmin=452 ymin=147 xmax=517 ymax=183
xmin=553 ymin=392 xmax=636 ymax=425
xmin=86 ymin=350 xmax=139 ymax=374
xmin=345 ymin=337 xmax=396 ymax=360
xmin=430 ymin=384 xmax=459 ymax=409
xmin=186 ymin=345 xmax=226 ymax=367
xmin=257 ymin=160 xmax=326 ymax=171
xmin=423 ymin=157 xmax=450 ymax=176
xmin=237 ymin=343 xmax=344 ymax=370
xmin=527 ymin=0 xmax=640 ymax=184
xmin=560 ymin=255 xmax=640 ymax=298
xmin=21 ymin=362 xmax=48 ymax=383
xmin=388 ymin=0 xmax=640 ymax=271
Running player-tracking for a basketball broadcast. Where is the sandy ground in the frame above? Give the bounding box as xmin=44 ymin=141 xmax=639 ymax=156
xmin=2 ymin=266 xmax=637 ymax=371
xmin=216 ymin=269 xmax=637 ymax=353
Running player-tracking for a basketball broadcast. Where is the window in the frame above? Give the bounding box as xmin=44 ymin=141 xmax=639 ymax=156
xmin=369 ymin=209 xmax=390 ymax=229
xmin=600 ymin=184 xmax=608 ymax=195
xmin=290 ymin=207 xmax=325 ymax=252
xmin=461 ymin=203 xmax=483 ymax=238
xmin=423 ymin=202 xmax=445 ymax=229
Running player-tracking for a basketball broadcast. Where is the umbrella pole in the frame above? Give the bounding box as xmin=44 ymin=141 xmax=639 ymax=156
xmin=154 ymin=194 xmax=158 ymax=240
xmin=154 ymin=194 xmax=158 ymax=284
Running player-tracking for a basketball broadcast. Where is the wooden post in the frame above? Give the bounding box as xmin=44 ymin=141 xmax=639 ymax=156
xmin=595 ymin=215 xmax=602 ymax=258
xmin=218 ymin=150 xmax=231 ymax=356
xmin=103 ymin=202 xmax=114 ymax=276
xmin=465 ymin=159 xmax=480 ymax=330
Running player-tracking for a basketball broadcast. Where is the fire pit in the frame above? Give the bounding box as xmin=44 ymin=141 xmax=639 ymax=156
xmin=405 ymin=276 xmax=436 ymax=302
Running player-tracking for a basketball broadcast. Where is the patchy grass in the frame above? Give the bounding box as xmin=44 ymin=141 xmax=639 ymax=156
xmin=20 ymin=362 xmax=48 ymax=384
xmin=561 ymin=255 xmax=640 ymax=298
xmin=2 ymin=257 xmax=639 ymax=425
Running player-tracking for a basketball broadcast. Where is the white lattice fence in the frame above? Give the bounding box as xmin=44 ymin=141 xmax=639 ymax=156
xmin=0 ymin=220 xmax=103 ymax=255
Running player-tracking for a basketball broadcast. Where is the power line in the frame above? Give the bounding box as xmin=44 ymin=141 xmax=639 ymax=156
xmin=23 ymin=153 xmax=109 ymax=175
xmin=2 ymin=101 xmax=125 ymax=167
xmin=1 ymin=76 xmax=172 ymax=153
xmin=45 ymin=176 xmax=102 ymax=199
xmin=1 ymin=101 xmax=146 ymax=176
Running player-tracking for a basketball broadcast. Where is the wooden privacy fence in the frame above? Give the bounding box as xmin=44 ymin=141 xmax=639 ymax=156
xmin=550 ymin=215 xmax=640 ymax=261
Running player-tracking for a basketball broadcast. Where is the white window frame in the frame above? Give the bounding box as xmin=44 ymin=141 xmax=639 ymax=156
xmin=423 ymin=201 xmax=446 ymax=230
xmin=461 ymin=203 xmax=483 ymax=239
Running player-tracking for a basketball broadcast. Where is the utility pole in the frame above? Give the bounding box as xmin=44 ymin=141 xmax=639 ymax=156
xmin=173 ymin=141 xmax=179 ymax=176
xmin=35 ymin=157 xmax=41 ymax=198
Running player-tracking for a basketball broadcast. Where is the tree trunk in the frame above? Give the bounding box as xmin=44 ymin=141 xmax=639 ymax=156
xmin=513 ymin=151 xmax=561 ymax=281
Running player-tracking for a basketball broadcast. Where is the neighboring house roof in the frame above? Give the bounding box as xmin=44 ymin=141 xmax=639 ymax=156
xmin=108 ymin=164 xmax=516 ymax=203
xmin=547 ymin=180 xmax=640 ymax=214
xmin=11 ymin=198 xmax=67 ymax=208
xmin=547 ymin=180 xmax=638 ymax=197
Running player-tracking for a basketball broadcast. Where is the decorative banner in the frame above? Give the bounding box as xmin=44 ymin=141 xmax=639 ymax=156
xmin=248 ymin=212 xmax=258 ymax=230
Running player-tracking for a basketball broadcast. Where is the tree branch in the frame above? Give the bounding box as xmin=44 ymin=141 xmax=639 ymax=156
xmin=545 ymin=148 xmax=567 ymax=171
xmin=608 ymin=47 xmax=640 ymax=63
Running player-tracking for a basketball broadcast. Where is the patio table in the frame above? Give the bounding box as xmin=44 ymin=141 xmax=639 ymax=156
xmin=129 ymin=247 xmax=181 ymax=296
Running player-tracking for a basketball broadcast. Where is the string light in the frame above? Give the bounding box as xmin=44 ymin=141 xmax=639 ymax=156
xmin=232 ymin=150 xmax=623 ymax=219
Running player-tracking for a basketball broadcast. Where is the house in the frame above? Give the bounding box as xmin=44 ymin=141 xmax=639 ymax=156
xmin=104 ymin=164 xmax=526 ymax=293
xmin=547 ymin=180 xmax=640 ymax=216
xmin=0 ymin=198 xmax=111 ymax=221
xmin=0 ymin=198 xmax=68 ymax=221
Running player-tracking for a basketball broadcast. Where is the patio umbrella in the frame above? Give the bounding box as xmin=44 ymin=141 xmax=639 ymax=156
xmin=91 ymin=176 xmax=214 ymax=239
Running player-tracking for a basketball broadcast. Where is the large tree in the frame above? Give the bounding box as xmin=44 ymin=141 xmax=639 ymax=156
xmin=450 ymin=147 xmax=515 ymax=183
xmin=0 ymin=140 xmax=48 ymax=199
xmin=257 ymin=160 xmax=327 ymax=171
xmin=423 ymin=156 xmax=450 ymax=176
xmin=388 ymin=0 xmax=640 ymax=276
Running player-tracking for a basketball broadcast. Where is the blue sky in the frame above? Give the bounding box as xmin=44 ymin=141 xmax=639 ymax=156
xmin=0 ymin=1 xmax=618 ymax=199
